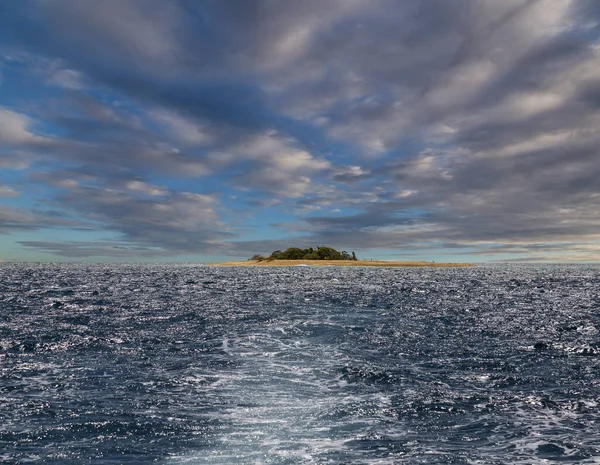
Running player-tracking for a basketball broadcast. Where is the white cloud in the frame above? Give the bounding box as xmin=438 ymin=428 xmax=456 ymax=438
xmin=395 ymin=190 xmax=416 ymax=199
xmin=0 ymin=186 xmax=18 ymax=197
xmin=124 ymin=180 xmax=166 ymax=196
xmin=55 ymin=179 xmax=79 ymax=189
xmin=48 ymin=68 xmax=86 ymax=89
xmin=151 ymin=110 xmax=214 ymax=146
xmin=0 ymin=108 xmax=40 ymax=145
xmin=211 ymin=132 xmax=331 ymax=197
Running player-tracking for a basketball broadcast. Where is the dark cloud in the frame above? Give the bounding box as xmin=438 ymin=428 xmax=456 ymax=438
xmin=49 ymin=182 xmax=235 ymax=253
xmin=330 ymin=165 xmax=372 ymax=184
xmin=18 ymin=240 xmax=169 ymax=259
xmin=0 ymin=205 xmax=91 ymax=234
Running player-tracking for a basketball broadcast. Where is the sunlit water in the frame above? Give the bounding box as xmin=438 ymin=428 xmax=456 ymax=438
xmin=1 ymin=263 xmax=599 ymax=463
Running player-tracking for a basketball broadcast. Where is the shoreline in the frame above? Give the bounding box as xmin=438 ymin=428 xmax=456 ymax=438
xmin=208 ymin=260 xmax=474 ymax=268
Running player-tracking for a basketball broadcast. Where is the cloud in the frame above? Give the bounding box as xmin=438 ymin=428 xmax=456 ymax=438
xmin=150 ymin=110 xmax=215 ymax=147
xmin=48 ymin=182 xmax=231 ymax=252
xmin=220 ymin=132 xmax=331 ymax=198
xmin=35 ymin=0 xmax=182 ymax=68
xmin=0 ymin=108 xmax=43 ymax=145
xmin=0 ymin=205 xmax=90 ymax=234
xmin=48 ymin=68 xmax=86 ymax=89
xmin=330 ymin=165 xmax=371 ymax=184
xmin=17 ymin=240 xmax=169 ymax=259
xmin=0 ymin=186 xmax=18 ymax=197
xmin=2 ymin=0 xmax=600 ymax=261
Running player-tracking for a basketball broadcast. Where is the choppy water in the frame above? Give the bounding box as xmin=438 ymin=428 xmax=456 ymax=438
xmin=1 ymin=263 xmax=599 ymax=464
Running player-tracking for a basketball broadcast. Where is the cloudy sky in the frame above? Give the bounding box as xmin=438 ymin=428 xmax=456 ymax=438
xmin=1 ymin=0 xmax=599 ymax=262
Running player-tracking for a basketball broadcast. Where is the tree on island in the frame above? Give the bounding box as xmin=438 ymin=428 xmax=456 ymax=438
xmin=249 ymin=246 xmax=358 ymax=261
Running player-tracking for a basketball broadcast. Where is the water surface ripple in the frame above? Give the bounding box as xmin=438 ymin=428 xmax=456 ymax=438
xmin=1 ymin=263 xmax=599 ymax=463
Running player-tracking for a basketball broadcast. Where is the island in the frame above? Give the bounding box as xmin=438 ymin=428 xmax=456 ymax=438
xmin=209 ymin=246 xmax=474 ymax=267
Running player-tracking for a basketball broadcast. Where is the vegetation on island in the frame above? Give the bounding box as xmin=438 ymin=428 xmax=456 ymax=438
xmin=250 ymin=246 xmax=358 ymax=262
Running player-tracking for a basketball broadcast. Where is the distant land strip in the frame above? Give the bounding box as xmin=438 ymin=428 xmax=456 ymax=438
xmin=209 ymin=260 xmax=474 ymax=267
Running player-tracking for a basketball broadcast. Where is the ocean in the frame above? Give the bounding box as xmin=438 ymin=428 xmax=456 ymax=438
xmin=1 ymin=263 xmax=599 ymax=464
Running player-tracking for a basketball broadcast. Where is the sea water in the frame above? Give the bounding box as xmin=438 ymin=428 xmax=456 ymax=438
xmin=1 ymin=263 xmax=599 ymax=464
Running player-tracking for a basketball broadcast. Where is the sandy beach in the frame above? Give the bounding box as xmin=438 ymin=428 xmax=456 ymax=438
xmin=209 ymin=260 xmax=474 ymax=267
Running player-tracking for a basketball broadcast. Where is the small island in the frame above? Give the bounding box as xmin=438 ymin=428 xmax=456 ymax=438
xmin=210 ymin=246 xmax=474 ymax=267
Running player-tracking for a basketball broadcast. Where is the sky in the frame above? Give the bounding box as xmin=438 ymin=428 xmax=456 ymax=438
xmin=1 ymin=0 xmax=600 ymax=263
